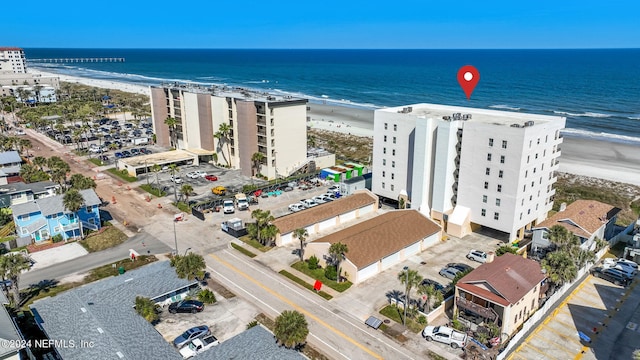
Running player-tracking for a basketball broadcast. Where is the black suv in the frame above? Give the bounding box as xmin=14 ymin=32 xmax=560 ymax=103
xmin=168 ymin=300 xmax=205 ymax=314
xmin=591 ymin=266 xmax=631 ymax=286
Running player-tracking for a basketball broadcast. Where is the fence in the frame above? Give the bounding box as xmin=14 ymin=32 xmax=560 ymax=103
xmin=497 ymin=246 xmax=609 ymax=360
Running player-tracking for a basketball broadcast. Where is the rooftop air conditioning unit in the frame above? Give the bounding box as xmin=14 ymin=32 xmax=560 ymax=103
xmin=511 ymin=124 xmax=521 ymax=128
xmin=524 ymin=121 xmax=535 ymax=127
xmin=443 ymin=116 xmax=451 ymax=120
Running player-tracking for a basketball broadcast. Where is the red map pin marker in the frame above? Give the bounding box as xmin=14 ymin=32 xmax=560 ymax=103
xmin=457 ymin=65 xmax=480 ymax=100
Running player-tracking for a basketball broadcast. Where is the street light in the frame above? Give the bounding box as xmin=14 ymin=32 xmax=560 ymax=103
xmin=183 ymin=247 xmax=192 ymax=256
xmin=173 ymin=219 xmax=179 ymax=255
xmin=403 ymin=266 xmax=409 ymax=326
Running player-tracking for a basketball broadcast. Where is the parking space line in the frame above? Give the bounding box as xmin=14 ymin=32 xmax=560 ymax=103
xmin=209 ymin=253 xmax=384 ymax=360
xmin=522 ymin=340 xmax=555 ymax=358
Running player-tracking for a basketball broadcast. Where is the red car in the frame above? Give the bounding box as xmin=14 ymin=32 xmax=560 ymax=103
xmin=253 ymin=189 xmax=263 ymax=197
xmin=204 ymin=175 xmax=218 ymax=181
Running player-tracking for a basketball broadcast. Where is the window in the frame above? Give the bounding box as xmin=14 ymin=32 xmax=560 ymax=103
xmin=393 ymin=124 xmax=397 ymax=131
xmin=498 ymin=170 xmax=503 ymax=178
xmin=487 ymin=153 xmax=492 ymax=161
xmin=494 ymin=212 xmax=500 ymax=220
xmin=390 ymin=184 xmax=395 ymax=191
xmin=481 ymin=209 xmax=486 ymax=216
xmin=529 ymin=140 xmax=532 ymax=148
xmin=523 ymin=185 xmax=527 ymax=192
xmin=484 ymin=182 xmax=489 ymax=189
xmin=382 ymin=159 xmax=386 ymax=166
xmin=482 ymin=195 xmax=487 ymax=203
xmin=54 ymin=226 xmax=61 ymax=232
xmin=50 ymin=213 xmax=58 ymax=219
xmin=391 ymin=173 xmax=395 ymax=180
xmin=531 ymin=181 xmax=535 ymax=187
xmin=537 ymin=138 xmax=540 ymax=145
xmin=525 ymin=170 xmax=528 ymax=178
xmin=384 ymin=135 xmax=387 ymax=142
xmin=535 ymin=153 xmax=538 ymax=159
xmin=533 ymin=167 xmax=536 ymax=173
xmin=392 ymin=161 xmax=395 ymax=168
xmin=520 ymin=213 xmax=523 ymax=220
xmin=21 ymin=214 xmax=30 ymax=221
xmin=496 ymin=198 xmax=501 ymax=206
xmin=489 ymin=138 xmax=494 ymax=146
xmin=527 ymin=155 xmax=530 ymax=163
xmin=392 ymin=149 xmax=396 ymax=156
xmin=383 ymin=147 xmax=386 ymax=154
xmin=500 ymin=155 xmax=505 ymax=164
xmin=384 ymin=123 xmax=388 ymax=130
xmin=382 ymin=182 xmax=385 ymax=189
xmin=485 ymin=168 xmax=490 ymax=175
xmin=21 ymin=228 xmax=28 ymax=235
xmin=86 ymin=206 xmax=93 ymax=213
xmin=382 ymin=171 xmax=385 ymax=177
xmin=502 ymin=140 xmax=508 ymax=149
xmin=497 ymin=184 xmax=502 ymax=192
xmin=393 ymin=136 xmax=396 ymax=144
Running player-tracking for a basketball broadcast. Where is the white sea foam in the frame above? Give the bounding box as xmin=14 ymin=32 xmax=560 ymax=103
xmin=561 ymin=128 xmax=640 ymax=145
xmin=489 ymin=104 xmax=521 ymax=111
xmin=553 ymin=111 xmax=612 ymax=118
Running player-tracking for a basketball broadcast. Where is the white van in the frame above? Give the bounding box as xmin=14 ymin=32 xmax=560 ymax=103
xmin=222 ymin=200 xmax=235 ymax=214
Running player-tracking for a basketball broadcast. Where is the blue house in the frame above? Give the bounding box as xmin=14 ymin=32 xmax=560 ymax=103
xmin=11 ymin=189 xmax=101 ymax=243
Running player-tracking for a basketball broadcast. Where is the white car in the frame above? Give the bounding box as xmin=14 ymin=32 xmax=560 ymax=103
xmin=193 ymin=170 xmax=207 ymax=178
xmin=324 ymin=193 xmax=337 ymax=200
xmin=171 ymin=176 xmax=183 ymax=184
xmin=186 ymin=171 xmax=197 ymax=179
xmin=222 ymin=200 xmax=235 ymax=214
xmin=466 ymin=250 xmax=487 ymax=263
xmin=312 ymin=195 xmax=327 ymax=204
xmin=288 ymin=203 xmax=305 ymax=212
xmin=300 ymin=199 xmax=319 ymax=208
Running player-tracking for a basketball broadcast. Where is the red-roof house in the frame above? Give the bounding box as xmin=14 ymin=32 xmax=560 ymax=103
xmin=454 ymin=253 xmax=547 ymax=336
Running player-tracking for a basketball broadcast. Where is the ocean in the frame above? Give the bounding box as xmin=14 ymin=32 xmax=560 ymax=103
xmin=24 ymin=48 xmax=640 ymax=143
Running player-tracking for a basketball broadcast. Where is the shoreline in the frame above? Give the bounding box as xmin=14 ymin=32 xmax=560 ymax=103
xmin=30 ymin=69 xmax=640 ymax=186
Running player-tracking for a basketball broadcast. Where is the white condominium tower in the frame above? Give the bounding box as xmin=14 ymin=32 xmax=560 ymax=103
xmin=372 ymin=104 xmax=565 ymax=242
xmin=0 ymin=47 xmax=27 ymax=74
xmin=150 ymin=84 xmax=308 ymax=180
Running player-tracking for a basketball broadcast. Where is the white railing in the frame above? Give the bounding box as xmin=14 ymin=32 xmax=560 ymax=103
xmin=497 ymin=246 xmax=609 ymax=359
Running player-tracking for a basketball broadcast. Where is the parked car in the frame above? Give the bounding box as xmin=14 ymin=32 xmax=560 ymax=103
xmin=420 ymin=278 xmax=445 ymax=292
xmin=317 ymin=194 xmax=334 ymax=202
xmin=312 ymin=195 xmax=327 ymax=204
xmin=439 ymin=267 xmax=461 ymax=280
xmin=212 ymin=186 xmax=226 ymax=195
xmin=289 ymin=203 xmax=305 ymax=212
xmin=130 ymin=148 xmax=140 ymax=156
xmin=324 ymin=192 xmax=338 ymax=200
xmin=171 ymin=176 xmax=183 ymax=184
xmin=168 ymin=300 xmax=205 ymax=314
xmin=193 ymin=170 xmax=207 ymax=178
xmin=422 ymin=325 xmax=467 ymax=349
xmin=591 ymin=266 xmax=631 ymax=286
xmin=179 ymin=334 xmax=219 ymax=359
xmin=447 ymin=263 xmax=474 ymax=273
xmin=222 ymin=199 xmax=235 ymax=214
xmin=186 ymin=171 xmax=198 ymax=179
xmin=98 ymin=155 xmax=109 ymax=162
xmin=114 ymin=152 xmax=124 ymax=158
xmin=121 ymin=150 xmax=132 ymax=157
xmin=466 ymin=250 xmax=487 ymax=263
xmin=300 ymin=199 xmax=319 ymax=208
xmin=139 ymin=148 xmax=151 ymax=154
xmin=616 ymin=258 xmax=638 ymax=270
xmin=173 ymin=326 xmax=210 ymax=348
xmin=204 ymin=175 xmax=218 ymax=181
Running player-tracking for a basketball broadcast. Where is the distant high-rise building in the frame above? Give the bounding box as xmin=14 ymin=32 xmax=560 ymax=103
xmin=0 ymin=47 xmax=27 ymax=74
xmin=150 ymin=85 xmax=309 ymax=180
xmin=372 ymin=103 xmax=565 ymax=241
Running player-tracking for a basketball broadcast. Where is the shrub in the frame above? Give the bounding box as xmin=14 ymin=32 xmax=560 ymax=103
xmin=324 ymin=265 xmax=337 ymax=281
xmin=417 ymin=315 xmax=427 ymax=325
xmin=496 ymin=245 xmax=517 ymax=256
xmin=197 ymin=289 xmax=217 ymax=304
xmin=246 ymin=320 xmax=259 ymax=329
xmin=307 ymin=255 xmax=319 ymax=270
xmin=451 ymin=318 xmax=465 ymax=331
xmin=51 ymin=234 xmax=63 ymax=243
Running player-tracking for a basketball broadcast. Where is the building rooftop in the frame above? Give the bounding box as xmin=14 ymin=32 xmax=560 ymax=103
xmin=0 ymin=151 xmax=21 ymax=166
xmin=11 ymin=189 xmax=101 ymax=217
xmin=378 ymin=103 xmax=564 ymax=127
xmin=153 ymin=83 xmax=307 ymax=105
xmin=457 ymin=253 xmax=545 ymax=306
xmin=118 ymin=149 xmax=197 ymax=168
xmin=534 ymin=199 xmax=621 ymax=239
xmin=311 ymin=209 xmax=441 ymax=269
xmin=0 ymin=300 xmax=24 ymax=358
xmin=30 ymin=261 xmax=198 ymax=360
xmin=0 ymin=47 xmax=23 ymax=51
xmin=273 ymin=191 xmax=378 ymax=235
xmin=0 ymin=180 xmax=58 ymax=195
xmin=195 ymin=325 xmax=305 ymax=360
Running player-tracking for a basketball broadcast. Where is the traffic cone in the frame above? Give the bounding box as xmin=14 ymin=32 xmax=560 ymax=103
xmin=112 ymin=196 xmax=117 ymax=204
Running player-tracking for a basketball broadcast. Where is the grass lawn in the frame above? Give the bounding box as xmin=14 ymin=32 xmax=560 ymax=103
xmin=107 ymin=168 xmax=137 ymax=182
xmin=87 ymin=158 xmax=104 ymax=166
xmin=238 ymin=235 xmax=272 ymax=252
xmin=379 ymin=304 xmax=425 ymax=333
xmin=230 ymin=242 xmax=256 ymax=258
xmin=21 ymin=255 xmax=158 ymax=309
xmin=279 ymin=270 xmax=333 ymax=300
xmin=291 ymin=261 xmax=352 ymax=292
xmin=80 ymin=225 xmax=128 ymax=252
xmin=173 ymin=201 xmax=191 ymax=212
xmin=140 ymin=184 xmax=166 ymax=197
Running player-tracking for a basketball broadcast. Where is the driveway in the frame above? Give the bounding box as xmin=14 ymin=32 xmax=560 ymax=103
xmin=29 ymin=243 xmax=88 ymax=270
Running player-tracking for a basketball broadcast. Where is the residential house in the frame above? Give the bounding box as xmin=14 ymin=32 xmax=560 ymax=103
xmin=202 ymin=325 xmax=305 ymax=360
xmin=531 ymin=200 xmax=621 ymax=251
xmin=0 ymin=181 xmax=59 ymax=208
xmin=304 ymin=210 xmax=441 ymax=284
xmin=0 ymin=151 xmax=22 ymax=186
xmin=11 ymin=189 xmax=101 ymax=243
xmin=30 ymin=261 xmax=200 ymax=360
xmin=454 ymin=253 xmax=547 ymax=337
xmin=0 ymin=290 xmax=34 ymax=360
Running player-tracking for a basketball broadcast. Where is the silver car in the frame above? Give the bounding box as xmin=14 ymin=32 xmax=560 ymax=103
xmin=439 ymin=267 xmax=461 ymax=280
xmin=173 ymin=325 xmax=210 ymax=348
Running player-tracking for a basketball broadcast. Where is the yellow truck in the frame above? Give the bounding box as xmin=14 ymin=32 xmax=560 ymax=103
xmin=211 ymin=186 xmax=226 ymax=195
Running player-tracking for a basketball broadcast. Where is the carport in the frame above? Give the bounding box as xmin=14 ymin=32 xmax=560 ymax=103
xmin=116 ymin=150 xmax=198 ymax=176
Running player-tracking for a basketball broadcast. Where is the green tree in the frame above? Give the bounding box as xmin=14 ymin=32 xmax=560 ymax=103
xmin=180 ymin=184 xmax=193 ymax=203
xmin=274 ymin=310 xmax=309 ymax=349
xmin=69 ymin=173 xmax=96 ymax=190
xmin=250 ymin=209 xmax=276 ymax=245
xmin=398 ymin=268 xmax=423 ymax=321
xmin=164 ymin=116 xmax=178 ymax=148
xmin=542 ymin=250 xmax=578 ymax=287
xmin=496 ymin=245 xmax=517 ymax=256
xmin=197 ymin=289 xmax=217 ymax=304
xmin=135 ymin=296 xmax=160 ymax=323
xmin=307 ymin=135 xmax=316 ymax=148
xmin=251 ymin=152 xmax=265 ymax=176
xmin=214 ymin=123 xmax=232 ymax=167
xmin=328 ymin=242 xmax=349 ymax=283
xmin=0 ymin=253 xmax=31 ymax=306
xmin=63 ymin=189 xmax=85 ymax=238
xmin=417 ymin=283 xmax=437 ymax=312
xmin=171 ymin=253 xmax=206 ymax=280
xmin=32 ymin=156 xmax=47 ymax=171
xmin=292 ymin=228 xmax=309 ymax=262
xmin=150 ymin=164 xmax=161 ymax=185
xmin=19 ymin=164 xmax=49 ymax=183
xmin=451 ymin=268 xmax=473 ymax=286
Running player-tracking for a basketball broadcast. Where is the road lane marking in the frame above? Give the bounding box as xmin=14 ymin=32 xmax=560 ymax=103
xmin=210 ymin=253 xmax=385 ymax=360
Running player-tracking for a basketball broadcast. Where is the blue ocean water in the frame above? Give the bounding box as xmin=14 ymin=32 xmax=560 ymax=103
xmin=25 ymin=49 xmax=640 ymax=142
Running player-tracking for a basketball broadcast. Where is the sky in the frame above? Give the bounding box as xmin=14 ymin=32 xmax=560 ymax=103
xmin=5 ymin=0 xmax=639 ymax=49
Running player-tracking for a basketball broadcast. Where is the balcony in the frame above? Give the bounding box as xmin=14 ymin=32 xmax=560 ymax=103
xmin=62 ymin=222 xmax=79 ymax=232
xmin=456 ymin=297 xmax=499 ymax=322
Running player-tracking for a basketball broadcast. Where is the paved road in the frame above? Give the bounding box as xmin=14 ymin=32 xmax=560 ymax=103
xmin=19 ymin=231 xmax=171 ymax=290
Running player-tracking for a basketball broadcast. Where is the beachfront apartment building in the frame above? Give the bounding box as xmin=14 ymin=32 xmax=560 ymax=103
xmin=372 ymin=104 xmax=565 ymax=242
xmin=150 ymin=84 xmax=308 ymax=180
xmin=0 ymin=47 xmax=27 ymax=74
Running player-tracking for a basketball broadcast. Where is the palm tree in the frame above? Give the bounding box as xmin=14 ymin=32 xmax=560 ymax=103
xmin=260 ymin=224 xmax=279 ymax=247
xmin=0 ymin=254 xmax=31 ymax=306
xmin=417 ymin=283 xmax=437 ymax=312
xmin=32 ymin=156 xmax=47 ymax=171
xmin=292 ymin=228 xmax=309 ymax=262
xmin=150 ymin=164 xmax=161 ymax=185
xmin=214 ymin=123 xmax=232 ymax=167
xmin=168 ymin=164 xmax=178 ymax=203
xmin=171 ymin=253 xmax=206 ymax=280
xmin=328 ymin=242 xmax=349 ymax=283
xmin=541 ymin=250 xmax=577 ymax=288
xmin=398 ymin=268 xmax=423 ymax=321
xmin=307 ymin=135 xmax=316 ymax=148
xmin=251 ymin=152 xmax=265 ymax=176
xmin=19 ymin=138 xmax=32 ymax=156
xmin=164 ymin=116 xmax=178 ymax=148
xmin=63 ymin=189 xmax=85 ymax=239
xmin=135 ymin=296 xmax=159 ymax=323
xmin=250 ymin=209 xmax=275 ymax=245
xmin=180 ymin=184 xmax=193 ymax=203
xmin=69 ymin=174 xmax=97 ymax=190
xmin=274 ymin=310 xmax=309 ymax=349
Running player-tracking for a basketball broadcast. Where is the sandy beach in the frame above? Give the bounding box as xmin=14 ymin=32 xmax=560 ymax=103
xmin=31 ymin=69 xmax=640 ymax=186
